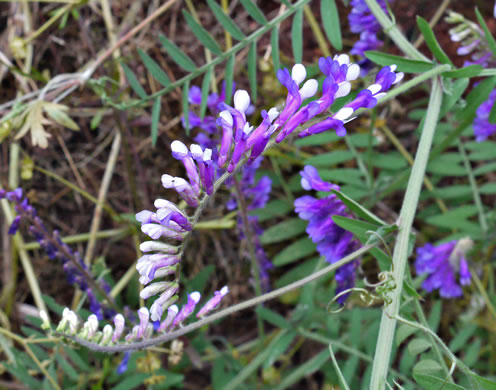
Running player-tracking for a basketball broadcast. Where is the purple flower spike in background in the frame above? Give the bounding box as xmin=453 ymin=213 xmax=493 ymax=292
xmin=473 ymin=90 xmax=496 ymax=142
xmin=348 ymin=0 xmax=393 ymax=72
xmin=415 ymin=238 xmax=473 ymax=298
xmin=294 ymin=166 xmax=360 ymax=304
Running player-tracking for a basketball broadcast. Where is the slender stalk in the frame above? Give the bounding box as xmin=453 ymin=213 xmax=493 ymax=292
xmin=457 ymin=139 xmax=488 ymax=234
xmin=233 ymin=177 xmax=265 ymax=339
xmin=58 ymin=243 xmax=375 ymax=353
xmin=369 ymin=77 xmax=443 ymax=390
xmin=364 ymin=0 xmax=429 ymax=61
xmin=303 ymin=5 xmax=331 ymax=57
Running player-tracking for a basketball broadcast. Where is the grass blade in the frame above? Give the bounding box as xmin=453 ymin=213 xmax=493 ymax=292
xmin=183 ymin=80 xmax=191 ymax=135
xmin=271 ymin=26 xmax=280 ymax=71
xmin=248 ymin=40 xmax=257 ymax=101
xmin=224 ymin=53 xmax=235 ymax=105
xmin=137 ymin=48 xmax=171 ymax=87
xmin=151 ymin=96 xmax=161 ymax=147
xmin=291 ymin=8 xmax=303 ymax=63
xmin=321 ymin=0 xmax=342 ymax=50
xmin=240 ymin=0 xmax=268 ymax=25
xmin=159 ymin=34 xmax=197 ymax=71
xmin=207 ymin=0 xmax=245 ymax=41
xmin=200 ymin=67 xmax=212 ymax=119
xmin=183 ymin=9 xmax=223 ymax=55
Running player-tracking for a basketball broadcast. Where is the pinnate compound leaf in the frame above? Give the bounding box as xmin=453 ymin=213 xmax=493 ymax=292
xmin=240 ymin=0 xmax=268 ymax=24
xmin=365 ymin=51 xmax=435 ymax=73
xmin=159 ymin=34 xmax=196 ymax=71
xmin=207 ymin=0 xmax=245 ymax=40
xmin=137 ymin=48 xmax=171 ymax=87
xmin=182 ymin=10 xmax=222 ymax=55
xmin=321 ymin=0 xmax=342 ymax=50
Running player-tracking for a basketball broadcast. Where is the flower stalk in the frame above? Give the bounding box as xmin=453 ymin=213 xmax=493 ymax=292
xmin=369 ymin=77 xmax=443 ymax=390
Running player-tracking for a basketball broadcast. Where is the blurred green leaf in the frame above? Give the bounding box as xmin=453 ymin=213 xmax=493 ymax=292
xmin=248 ymin=41 xmax=257 ymax=102
xmin=413 ymin=359 xmax=443 ymax=376
xmin=321 ymin=0 xmax=342 ymax=50
xmin=183 ymin=10 xmax=222 ymax=55
xmin=151 ymin=96 xmax=161 ymax=147
xmin=416 ymin=16 xmax=452 ymax=65
xmin=475 ymin=7 xmax=496 ymax=57
xmin=137 ymin=48 xmax=171 ymax=87
xmin=365 ymin=51 xmax=435 ymax=73
xmin=240 ymin=0 xmax=268 ymax=24
xmin=260 ymin=218 xmax=307 ymax=244
xmin=273 ymin=237 xmax=317 ymax=266
xmin=332 ymin=190 xmax=387 ymax=226
xmin=207 ymin=0 xmax=245 ymax=40
xmin=291 ymin=8 xmax=303 ymax=63
xmin=443 ymin=64 xmax=483 ymax=78
xmin=407 ymin=338 xmax=431 ymax=356
xmin=271 ymin=26 xmax=280 ymax=71
xmin=257 ymin=306 xmax=291 ymax=329
xmin=413 ymin=373 xmax=465 ymax=390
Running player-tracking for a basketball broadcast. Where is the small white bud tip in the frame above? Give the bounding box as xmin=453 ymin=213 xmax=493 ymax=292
xmin=234 ymin=90 xmax=251 ymax=113
xmin=291 ymin=64 xmax=307 ymax=85
xmin=171 ymin=140 xmax=188 ymax=155
xmin=190 ymin=291 xmax=201 ymax=303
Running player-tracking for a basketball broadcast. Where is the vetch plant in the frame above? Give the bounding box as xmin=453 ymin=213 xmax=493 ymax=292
xmin=3 ymin=1 xmax=496 ymax=389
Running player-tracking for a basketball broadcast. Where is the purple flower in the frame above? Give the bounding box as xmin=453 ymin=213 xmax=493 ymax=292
xmin=348 ymin=0 xmax=391 ymax=71
xmin=117 ymin=352 xmax=131 ymax=374
xmin=294 ymin=167 xmax=360 ymax=304
xmin=196 ymin=286 xmax=229 ymax=318
xmin=415 ymin=239 xmax=472 ymax=298
xmin=473 ymin=89 xmax=496 ymax=142
xmin=172 ymin=292 xmax=201 ymax=327
xmin=3 ymin=188 xmax=112 ymax=319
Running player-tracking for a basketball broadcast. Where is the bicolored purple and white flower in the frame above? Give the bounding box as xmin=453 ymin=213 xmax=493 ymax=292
xmin=294 ymin=166 xmax=360 ymax=304
xmin=299 ymin=65 xmax=403 ymax=137
xmin=447 ymin=11 xmax=496 ymax=68
xmin=415 ymin=238 xmax=472 ymax=298
xmin=473 ymin=89 xmax=496 ymax=142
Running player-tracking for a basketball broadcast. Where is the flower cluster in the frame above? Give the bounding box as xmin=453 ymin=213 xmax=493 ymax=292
xmin=48 ymin=286 xmax=229 ymax=345
xmin=1 ymin=188 xmax=112 ymax=319
xmin=415 ymin=238 xmax=472 ymax=298
xmin=294 ymin=166 xmax=360 ymax=304
xmin=187 ymin=86 xmax=274 ymax=291
xmin=348 ymin=0 xmax=393 ymax=71
xmin=136 ymin=54 xmax=402 ymax=317
xmin=446 ymin=11 xmax=496 ymax=68
xmin=473 ymin=89 xmax=496 ymax=142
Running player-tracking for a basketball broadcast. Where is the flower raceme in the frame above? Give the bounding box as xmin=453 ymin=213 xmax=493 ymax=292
xmin=134 ymin=54 xmax=401 ymax=319
xmin=49 ymin=286 xmax=229 ymax=346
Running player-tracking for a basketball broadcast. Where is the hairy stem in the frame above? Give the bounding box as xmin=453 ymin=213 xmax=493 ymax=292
xmin=369 ymin=77 xmax=442 ymax=390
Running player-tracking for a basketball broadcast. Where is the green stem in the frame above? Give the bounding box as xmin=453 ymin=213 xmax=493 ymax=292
xmin=364 ymin=0 xmax=429 ymax=61
xmin=369 ymin=77 xmax=443 ymax=390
